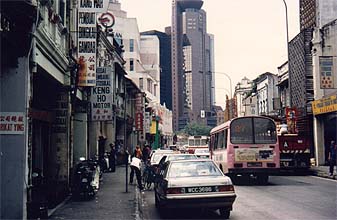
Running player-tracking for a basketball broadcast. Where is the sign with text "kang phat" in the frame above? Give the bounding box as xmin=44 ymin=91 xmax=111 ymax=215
xmin=0 ymin=112 xmax=25 ymax=135
xmin=91 ymin=67 xmax=113 ymax=121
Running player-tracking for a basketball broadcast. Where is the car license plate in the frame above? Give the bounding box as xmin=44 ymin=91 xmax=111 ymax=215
xmin=81 ymin=178 xmax=88 ymax=183
xmin=186 ymin=186 xmax=214 ymax=193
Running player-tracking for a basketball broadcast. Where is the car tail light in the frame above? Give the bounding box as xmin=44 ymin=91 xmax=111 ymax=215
xmin=217 ymin=185 xmax=235 ymax=192
xmin=166 ymin=187 xmax=183 ymax=194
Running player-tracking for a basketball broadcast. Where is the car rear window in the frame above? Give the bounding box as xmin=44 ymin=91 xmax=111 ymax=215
xmin=168 ymin=161 xmax=222 ymax=178
xmin=167 ymin=154 xmax=197 ymax=161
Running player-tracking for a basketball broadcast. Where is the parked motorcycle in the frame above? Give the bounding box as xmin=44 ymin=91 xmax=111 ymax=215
xmin=27 ymin=169 xmax=48 ymax=219
xmin=72 ymin=158 xmax=100 ymax=199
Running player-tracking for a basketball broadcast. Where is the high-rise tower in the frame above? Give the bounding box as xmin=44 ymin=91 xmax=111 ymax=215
xmin=171 ymin=0 xmax=213 ymax=131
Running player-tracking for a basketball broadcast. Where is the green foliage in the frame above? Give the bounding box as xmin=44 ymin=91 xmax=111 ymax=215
xmin=182 ymin=122 xmax=212 ymax=136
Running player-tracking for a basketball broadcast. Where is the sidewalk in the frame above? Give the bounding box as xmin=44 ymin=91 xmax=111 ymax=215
xmin=310 ymin=165 xmax=337 ymax=180
xmin=49 ymin=165 xmax=141 ymax=220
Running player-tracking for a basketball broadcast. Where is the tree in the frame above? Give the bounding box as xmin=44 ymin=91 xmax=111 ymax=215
xmin=183 ymin=122 xmax=212 ymax=136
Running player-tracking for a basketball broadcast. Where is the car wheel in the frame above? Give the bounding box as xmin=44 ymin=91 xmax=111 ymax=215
xmin=219 ymin=209 xmax=230 ymax=219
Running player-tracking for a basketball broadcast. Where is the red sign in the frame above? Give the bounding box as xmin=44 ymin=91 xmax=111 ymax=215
xmin=285 ymin=107 xmax=297 ymax=134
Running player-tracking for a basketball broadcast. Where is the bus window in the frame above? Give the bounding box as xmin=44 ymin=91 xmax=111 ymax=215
xmin=195 ymin=139 xmax=201 ymax=146
xmin=254 ymin=118 xmax=277 ymax=144
xmin=223 ymin=129 xmax=228 ymax=149
xmin=217 ymin=131 xmax=224 ymax=148
xmin=201 ymin=139 xmax=207 ymax=145
xmin=230 ymin=118 xmax=253 ymax=144
xmin=214 ymin=134 xmax=218 ymax=150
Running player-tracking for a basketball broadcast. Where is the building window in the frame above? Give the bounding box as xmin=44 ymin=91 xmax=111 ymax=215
xmin=130 ymin=58 xmax=134 ymax=71
xmin=147 ymin=79 xmax=152 ymax=93
xmin=139 ymin=78 xmax=143 ymax=90
xmin=129 ymin=39 xmax=134 ymax=52
xmin=154 ymin=84 xmax=157 ymax=96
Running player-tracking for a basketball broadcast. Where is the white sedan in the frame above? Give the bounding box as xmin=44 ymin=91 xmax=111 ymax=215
xmin=154 ymin=159 xmax=236 ymax=219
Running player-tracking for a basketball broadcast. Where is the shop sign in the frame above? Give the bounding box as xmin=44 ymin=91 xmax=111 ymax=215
xmin=77 ymin=0 xmax=109 ymax=86
xmin=144 ymin=112 xmax=150 ymax=132
xmin=91 ymin=67 xmax=113 ymax=121
xmin=78 ymin=0 xmax=109 ymax=12
xmin=285 ymin=107 xmax=297 ymax=134
xmin=150 ymin=120 xmax=157 ymax=135
xmin=135 ymin=93 xmax=144 ymax=131
xmin=0 ymin=112 xmax=25 ymax=135
xmin=312 ymin=95 xmax=337 ymax=115
xmin=53 ymin=94 xmax=69 ymax=133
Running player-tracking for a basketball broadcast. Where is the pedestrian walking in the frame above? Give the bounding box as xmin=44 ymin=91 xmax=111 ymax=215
xmin=142 ymin=145 xmax=151 ymax=163
xmin=328 ymin=140 xmax=336 ymax=176
xmin=129 ymin=154 xmax=143 ymax=190
xmin=133 ymin=145 xmax=142 ymax=159
xmin=108 ymin=143 xmax=116 ymax=172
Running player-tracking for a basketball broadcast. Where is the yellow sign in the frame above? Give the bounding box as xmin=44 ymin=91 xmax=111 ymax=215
xmin=312 ymin=95 xmax=337 ymax=115
xmin=150 ymin=120 xmax=157 ymax=134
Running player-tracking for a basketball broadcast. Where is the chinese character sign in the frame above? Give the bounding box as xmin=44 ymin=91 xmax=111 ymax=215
xmin=91 ymin=67 xmax=113 ymax=121
xmin=0 ymin=112 xmax=25 ymax=135
xmin=135 ymin=93 xmax=144 ymax=131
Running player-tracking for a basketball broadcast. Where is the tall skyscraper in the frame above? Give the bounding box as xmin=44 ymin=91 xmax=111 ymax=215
xmin=141 ymin=30 xmax=172 ymax=110
xmin=171 ymin=0 xmax=213 ymax=131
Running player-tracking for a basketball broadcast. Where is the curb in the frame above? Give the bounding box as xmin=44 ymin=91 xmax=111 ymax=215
xmin=135 ymin=187 xmax=143 ymax=220
xmin=47 ymin=195 xmax=72 ymax=217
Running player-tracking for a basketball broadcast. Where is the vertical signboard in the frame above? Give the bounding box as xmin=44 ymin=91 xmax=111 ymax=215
xmin=77 ymin=0 xmax=109 ymax=87
xmin=320 ymin=57 xmax=334 ymax=89
xmin=91 ymin=67 xmax=113 ymax=121
xmin=135 ymin=93 xmax=144 ymax=131
xmin=285 ymin=107 xmax=297 ymax=134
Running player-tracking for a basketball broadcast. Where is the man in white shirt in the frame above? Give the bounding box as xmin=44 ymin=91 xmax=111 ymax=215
xmin=129 ymin=155 xmax=143 ymax=190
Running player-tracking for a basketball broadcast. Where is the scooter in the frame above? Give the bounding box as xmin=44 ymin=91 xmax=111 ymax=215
xmin=72 ymin=158 xmax=100 ymax=199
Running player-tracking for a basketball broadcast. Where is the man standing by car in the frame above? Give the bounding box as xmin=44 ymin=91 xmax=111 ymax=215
xmin=129 ymin=154 xmax=143 ymax=190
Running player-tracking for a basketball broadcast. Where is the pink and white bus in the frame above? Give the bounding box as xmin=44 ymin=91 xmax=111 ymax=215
xmin=210 ymin=116 xmax=280 ymax=184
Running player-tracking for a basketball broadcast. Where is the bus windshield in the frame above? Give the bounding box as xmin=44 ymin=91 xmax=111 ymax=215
xmin=230 ymin=117 xmax=277 ymax=144
xmin=188 ymin=136 xmax=208 ymax=146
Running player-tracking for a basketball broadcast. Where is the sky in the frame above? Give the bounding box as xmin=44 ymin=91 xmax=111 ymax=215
xmin=120 ymin=0 xmax=300 ymax=109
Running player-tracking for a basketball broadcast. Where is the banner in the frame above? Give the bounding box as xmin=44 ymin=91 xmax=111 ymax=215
xmin=91 ymin=67 xmax=113 ymax=121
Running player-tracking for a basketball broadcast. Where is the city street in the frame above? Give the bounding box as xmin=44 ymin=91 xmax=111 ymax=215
xmin=140 ymin=175 xmax=337 ymax=219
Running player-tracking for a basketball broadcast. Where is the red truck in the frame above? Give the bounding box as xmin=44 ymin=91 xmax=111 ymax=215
xmin=278 ymin=134 xmax=311 ymax=171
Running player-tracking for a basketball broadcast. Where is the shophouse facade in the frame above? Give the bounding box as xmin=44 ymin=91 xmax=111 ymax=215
xmin=0 ymin=1 xmax=144 ymax=218
xmin=311 ymin=19 xmax=337 ymax=166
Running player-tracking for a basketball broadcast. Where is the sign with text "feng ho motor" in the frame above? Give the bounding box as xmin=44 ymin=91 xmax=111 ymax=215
xmin=91 ymin=67 xmax=113 ymax=121
xmin=77 ymin=0 xmax=108 ymax=86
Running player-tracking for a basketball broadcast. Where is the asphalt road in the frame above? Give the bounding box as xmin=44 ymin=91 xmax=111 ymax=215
xmin=140 ymin=175 xmax=337 ymax=220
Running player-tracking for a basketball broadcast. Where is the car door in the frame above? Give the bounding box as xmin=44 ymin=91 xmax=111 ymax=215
xmin=156 ymin=162 xmax=169 ymax=197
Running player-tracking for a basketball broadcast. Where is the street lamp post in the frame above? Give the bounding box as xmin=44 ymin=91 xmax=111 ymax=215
xmin=215 ymin=72 xmax=232 ymax=99
xmin=282 ymin=0 xmax=291 ymax=107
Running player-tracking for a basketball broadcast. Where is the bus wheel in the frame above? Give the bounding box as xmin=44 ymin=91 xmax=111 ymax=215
xmin=257 ymin=174 xmax=269 ymax=185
